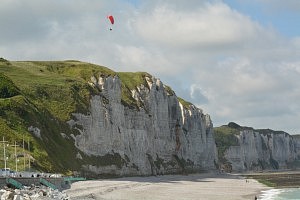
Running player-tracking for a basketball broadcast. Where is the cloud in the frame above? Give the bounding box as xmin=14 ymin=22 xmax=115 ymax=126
xmin=134 ymin=2 xmax=267 ymax=49
xmin=194 ymin=56 xmax=300 ymax=133
xmin=1 ymin=0 xmax=300 ymax=134
xmin=0 ymin=0 xmax=99 ymax=43
xmin=190 ymin=84 xmax=209 ymax=104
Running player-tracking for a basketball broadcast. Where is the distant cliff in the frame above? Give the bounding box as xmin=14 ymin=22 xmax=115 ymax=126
xmin=0 ymin=59 xmax=217 ymax=177
xmin=214 ymin=122 xmax=300 ymax=172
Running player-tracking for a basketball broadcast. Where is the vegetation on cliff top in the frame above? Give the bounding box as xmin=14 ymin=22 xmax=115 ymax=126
xmin=213 ymin=124 xmax=239 ymax=163
xmin=117 ymin=72 xmax=151 ymax=109
xmin=178 ymin=97 xmax=193 ymax=109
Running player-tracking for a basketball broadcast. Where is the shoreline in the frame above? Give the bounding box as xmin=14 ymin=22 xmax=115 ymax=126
xmin=66 ymin=172 xmax=269 ymax=200
xmin=243 ymin=170 xmax=300 ymax=188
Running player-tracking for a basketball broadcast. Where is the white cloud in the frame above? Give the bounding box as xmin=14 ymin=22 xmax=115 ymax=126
xmin=1 ymin=0 xmax=300 ymax=134
xmin=292 ymin=37 xmax=300 ymax=48
xmin=190 ymin=84 xmax=209 ymax=104
xmin=117 ymin=45 xmax=148 ymax=67
xmin=134 ymin=2 xmax=266 ymax=48
xmin=119 ymin=46 xmax=172 ymax=72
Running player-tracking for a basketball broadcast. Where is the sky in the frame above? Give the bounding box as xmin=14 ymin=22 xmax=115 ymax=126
xmin=1 ymin=0 xmax=300 ymax=134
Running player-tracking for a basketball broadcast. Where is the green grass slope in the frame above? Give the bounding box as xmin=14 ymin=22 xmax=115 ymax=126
xmin=0 ymin=59 xmax=107 ymax=173
xmin=213 ymin=123 xmax=240 ymax=165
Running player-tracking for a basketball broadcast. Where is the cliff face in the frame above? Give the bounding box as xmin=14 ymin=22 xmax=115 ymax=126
xmin=3 ymin=60 xmax=300 ymax=176
xmin=68 ymin=75 xmax=217 ymax=176
xmin=0 ymin=60 xmax=217 ymax=176
xmin=215 ymin=123 xmax=300 ymax=172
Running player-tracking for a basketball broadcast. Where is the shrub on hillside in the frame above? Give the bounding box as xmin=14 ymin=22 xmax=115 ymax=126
xmin=0 ymin=73 xmax=19 ymax=98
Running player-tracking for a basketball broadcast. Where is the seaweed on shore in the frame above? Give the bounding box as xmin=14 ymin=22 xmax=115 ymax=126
xmin=246 ymin=171 xmax=300 ymax=188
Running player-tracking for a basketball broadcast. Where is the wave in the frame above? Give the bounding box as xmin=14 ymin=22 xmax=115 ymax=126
xmin=259 ymin=188 xmax=300 ymax=200
xmin=259 ymin=189 xmax=284 ymax=200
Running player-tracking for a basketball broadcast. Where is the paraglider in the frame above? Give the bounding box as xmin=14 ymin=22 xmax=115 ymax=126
xmin=107 ymin=15 xmax=114 ymax=31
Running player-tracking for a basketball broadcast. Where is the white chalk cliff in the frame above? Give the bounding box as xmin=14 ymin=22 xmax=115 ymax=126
xmin=68 ymin=75 xmax=217 ymax=176
xmin=221 ymin=126 xmax=300 ymax=172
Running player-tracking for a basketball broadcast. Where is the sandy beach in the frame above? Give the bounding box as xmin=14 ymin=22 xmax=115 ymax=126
xmin=65 ymin=173 xmax=269 ymax=200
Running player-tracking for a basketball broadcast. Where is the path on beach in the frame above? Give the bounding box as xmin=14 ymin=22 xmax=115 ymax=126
xmin=66 ymin=173 xmax=269 ymax=200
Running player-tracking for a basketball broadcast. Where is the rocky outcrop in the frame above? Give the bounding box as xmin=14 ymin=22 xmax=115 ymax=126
xmin=216 ymin=123 xmax=300 ymax=172
xmin=68 ymin=75 xmax=217 ymax=176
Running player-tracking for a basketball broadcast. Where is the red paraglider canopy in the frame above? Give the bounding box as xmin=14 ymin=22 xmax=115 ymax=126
xmin=107 ymin=15 xmax=114 ymax=25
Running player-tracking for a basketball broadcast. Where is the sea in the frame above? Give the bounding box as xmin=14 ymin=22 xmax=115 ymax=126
xmin=259 ymin=188 xmax=300 ymax=200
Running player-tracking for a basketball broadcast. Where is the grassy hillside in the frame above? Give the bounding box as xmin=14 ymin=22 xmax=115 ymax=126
xmin=0 ymin=59 xmax=108 ymax=173
xmin=0 ymin=59 xmax=179 ymax=175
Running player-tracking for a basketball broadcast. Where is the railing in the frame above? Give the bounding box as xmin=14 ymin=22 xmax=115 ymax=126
xmin=39 ymin=178 xmax=57 ymax=190
xmin=6 ymin=178 xmax=23 ymax=189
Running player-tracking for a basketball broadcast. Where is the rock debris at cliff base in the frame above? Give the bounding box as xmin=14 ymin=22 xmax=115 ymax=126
xmin=0 ymin=185 xmax=69 ymax=200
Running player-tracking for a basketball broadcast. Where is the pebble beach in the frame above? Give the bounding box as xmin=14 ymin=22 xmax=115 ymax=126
xmin=66 ymin=173 xmax=269 ymax=200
